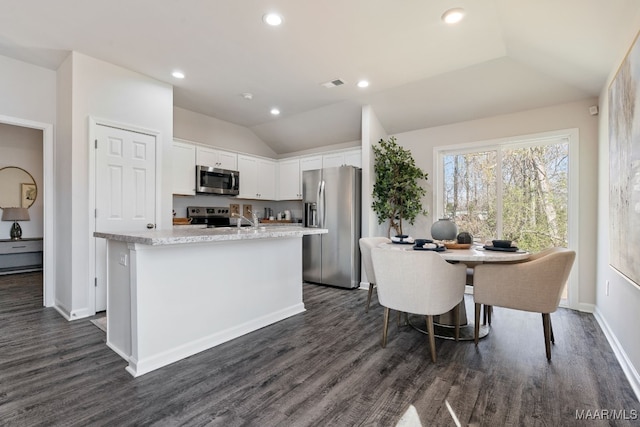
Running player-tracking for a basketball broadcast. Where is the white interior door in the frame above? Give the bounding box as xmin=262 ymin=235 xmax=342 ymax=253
xmin=94 ymin=124 xmax=156 ymax=312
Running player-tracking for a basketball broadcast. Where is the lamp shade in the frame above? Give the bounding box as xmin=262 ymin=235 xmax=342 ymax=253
xmin=1 ymin=207 xmax=30 ymax=221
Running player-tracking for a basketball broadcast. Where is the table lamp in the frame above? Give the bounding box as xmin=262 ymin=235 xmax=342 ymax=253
xmin=2 ymin=207 xmax=30 ymax=240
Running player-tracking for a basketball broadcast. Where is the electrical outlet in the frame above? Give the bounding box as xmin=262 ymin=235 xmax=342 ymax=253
xmin=243 ymin=204 xmax=252 ymax=218
xmin=230 ymin=204 xmax=240 ymax=216
xmin=606 ymin=280 xmax=610 ymax=296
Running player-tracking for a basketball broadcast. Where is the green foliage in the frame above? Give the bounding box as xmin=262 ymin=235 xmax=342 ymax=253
xmin=372 ymin=137 xmax=429 ymax=236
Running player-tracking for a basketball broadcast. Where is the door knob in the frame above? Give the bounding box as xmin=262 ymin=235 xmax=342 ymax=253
xmin=146 ymin=223 xmax=155 ymax=229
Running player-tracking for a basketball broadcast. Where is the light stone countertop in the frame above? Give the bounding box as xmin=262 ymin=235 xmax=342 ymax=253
xmin=95 ymin=226 xmax=327 ymax=246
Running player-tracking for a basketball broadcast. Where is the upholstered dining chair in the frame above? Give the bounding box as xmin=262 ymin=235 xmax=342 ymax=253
xmin=472 ymin=247 xmax=576 ymax=360
xmin=359 ymin=237 xmax=391 ymax=312
xmin=371 ymin=248 xmax=467 ymax=362
xmin=479 ymin=247 xmax=561 ymax=326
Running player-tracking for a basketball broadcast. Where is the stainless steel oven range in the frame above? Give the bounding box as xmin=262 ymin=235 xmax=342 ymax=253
xmin=187 ymin=206 xmax=232 ymax=228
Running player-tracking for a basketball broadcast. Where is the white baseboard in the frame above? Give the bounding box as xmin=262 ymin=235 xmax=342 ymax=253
xmin=593 ymin=308 xmax=640 ymax=402
xmin=125 ymin=303 xmax=306 ymax=377
xmin=358 ymin=281 xmax=370 ymax=291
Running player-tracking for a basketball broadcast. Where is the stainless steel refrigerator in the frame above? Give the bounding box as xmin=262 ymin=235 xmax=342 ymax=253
xmin=303 ymin=166 xmax=361 ymax=288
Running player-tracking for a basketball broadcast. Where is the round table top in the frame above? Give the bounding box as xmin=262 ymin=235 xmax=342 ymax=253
xmin=379 ymin=242 xmax=531 ymax=262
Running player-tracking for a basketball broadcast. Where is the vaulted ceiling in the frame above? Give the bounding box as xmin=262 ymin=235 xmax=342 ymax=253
xmin=1 ymin=1 xmax=639 ymax=153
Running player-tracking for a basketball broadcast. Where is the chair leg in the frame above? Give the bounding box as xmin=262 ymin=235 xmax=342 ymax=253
xmin=483 ymin=305 xmax=492 ymax=325
xmin=426 ymin=315 xmax=437 ymax=363
xmin=366 ymin=283 xmax=374 ymax=312
xmin=542 ymin=313 xmax=552 ymax=360
xmin=549 ymin=316 xmax=555 ymax=343
xmin=382 ymin=307 xmax=390 ymax=348
xmin=453 ymin=302 xmax=460 ymax=342
xmin=474 ymin=303 xmax=481 ymax=346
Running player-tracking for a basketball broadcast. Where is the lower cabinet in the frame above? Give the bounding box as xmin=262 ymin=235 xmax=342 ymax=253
xmin=0 ymin=238 xmax=43 ymax=275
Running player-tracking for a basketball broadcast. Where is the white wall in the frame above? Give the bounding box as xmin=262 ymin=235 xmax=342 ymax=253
xmin=174 ymin=107 xmax=276 ymax=158
xmin=387 ymin=99 xmax=599 ymax=310
xmin=0 ymin=55 xmax=57 ymax=125
xmin=596 ymin=28 xmax=640 ymax=397
xmin=0 ymin=124 xmax=44 ymax=239
xmin=0 ymin=55 xmax=56 ymax=306
xmin=55 ymin=52 xmax=173 ymax=319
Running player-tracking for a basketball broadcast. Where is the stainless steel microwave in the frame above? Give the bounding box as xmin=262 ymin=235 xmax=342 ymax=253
xmin=196 ymin=165 xmax=239 ymax=196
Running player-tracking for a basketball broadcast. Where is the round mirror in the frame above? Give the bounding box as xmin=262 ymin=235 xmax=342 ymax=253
xmin=0 ymin=166 xmax=37 ymax=209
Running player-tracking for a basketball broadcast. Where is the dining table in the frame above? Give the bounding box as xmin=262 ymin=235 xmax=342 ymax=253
xmin=378 ymin=241 xmax=531 ymax=340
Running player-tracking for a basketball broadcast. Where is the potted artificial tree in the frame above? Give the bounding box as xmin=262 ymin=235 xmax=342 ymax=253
xmin=372 ymin=136 xmax=429 ymax=237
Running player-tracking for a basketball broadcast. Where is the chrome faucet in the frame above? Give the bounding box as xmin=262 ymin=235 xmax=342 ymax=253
xmin=232 ymin=211 xmax=258 ymax=228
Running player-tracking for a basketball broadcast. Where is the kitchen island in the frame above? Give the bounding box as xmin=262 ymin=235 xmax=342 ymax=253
xmin=94 ymin=226 xmax=327 ymax=377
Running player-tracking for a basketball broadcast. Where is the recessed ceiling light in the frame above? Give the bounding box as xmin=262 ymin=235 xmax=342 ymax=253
xmin=357 ymin=80 xmax=370 ymax=88
xmin=172 ymin=71 xmax=185 ymax=79
xmin=270 ymin=108 xmax=280 ymax=116
xmin=263 ymin=13 xmax=283 ymax=26
xmin=442 ymin=8 xmax=465 ymax=24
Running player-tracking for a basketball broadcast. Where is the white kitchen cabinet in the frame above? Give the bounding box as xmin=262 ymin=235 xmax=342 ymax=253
xmin=196 ymin=146 xmax=237 ymax=170
xmin=300 ymin=155 xmax=322 ymax=172
xmin=172 ymin=140 xmax=196 ymax=195
xmin=322 ymin=149 xmax=361 ymax=168
xmin=344 ymin=149 xmax=362 ymax=168
xmin=238 ymin=155 xmax=276 ymax=199
xmin=278 ymin=158 xmax=302 ymax=200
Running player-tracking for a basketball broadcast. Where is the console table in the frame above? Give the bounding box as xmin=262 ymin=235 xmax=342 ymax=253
xmin=0 ymin=238 xmax=43 ymax=275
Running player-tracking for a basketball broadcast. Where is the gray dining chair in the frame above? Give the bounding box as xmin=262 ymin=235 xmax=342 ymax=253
xmin=359 ymin=237 xmax=391 ymax=312
xmin=371 ymin=248 xmax=467 ymax=362
xmin=472 ymin=247 xmax=576 ymax=360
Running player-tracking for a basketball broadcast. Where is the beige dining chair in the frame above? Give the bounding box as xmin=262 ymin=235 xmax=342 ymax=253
xmin=478 ymin=247 xmax=560 ymax=326
xmin=371 ymin=248 xmax=467 ymax=362
xmin=359 ymin=237 xmax=391 ymax=312
xmin=472 ymin=247 xmax=576 ymax=360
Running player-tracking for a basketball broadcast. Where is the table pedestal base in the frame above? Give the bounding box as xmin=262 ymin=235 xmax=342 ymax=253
xmin=407 ymin=294 xmax=490 ymax=341
xmin=407 ymin=315 xmax=489 ymax=341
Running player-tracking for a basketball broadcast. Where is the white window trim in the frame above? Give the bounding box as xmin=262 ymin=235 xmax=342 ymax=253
xmin=433 ymin=128 xmax=580 ymax=309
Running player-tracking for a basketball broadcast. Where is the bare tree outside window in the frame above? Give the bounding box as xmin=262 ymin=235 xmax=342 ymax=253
xmin=442 ymin=138 xmax=569 ymax=253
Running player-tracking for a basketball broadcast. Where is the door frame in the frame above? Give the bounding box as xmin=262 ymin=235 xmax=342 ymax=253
xmin=88 ymin=117 xmax=161 ymax=314
xmin=0 ymin=114 xmax=55 ymax=307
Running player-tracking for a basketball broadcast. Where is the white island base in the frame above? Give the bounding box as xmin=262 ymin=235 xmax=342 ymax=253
xmin=99 ymin=227 xmax=324 ymax=377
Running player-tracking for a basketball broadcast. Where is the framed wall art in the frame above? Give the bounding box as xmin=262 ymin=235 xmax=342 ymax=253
xmin=609 ymin=31 xmax=640 ymax=287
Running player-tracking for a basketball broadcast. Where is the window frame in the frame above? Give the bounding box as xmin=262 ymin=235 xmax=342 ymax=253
xmin=433 ymin=129 xmax=579 ymax=309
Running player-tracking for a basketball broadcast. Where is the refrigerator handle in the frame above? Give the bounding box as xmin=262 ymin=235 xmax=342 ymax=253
xmin=318 ymin=179 xmax=326 ymax=228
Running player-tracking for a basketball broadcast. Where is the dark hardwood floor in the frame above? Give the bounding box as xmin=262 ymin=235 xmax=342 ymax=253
xmin=1 ymin=272 xmax=639 ymax=426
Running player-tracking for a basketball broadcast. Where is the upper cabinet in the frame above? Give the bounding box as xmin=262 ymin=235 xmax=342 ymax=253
xmin=237 ymin=155 xmax=276 ymax=200
xmin=196 ymin=146 xmax=237 ymax=171
xmin=278 ymin=158 xmax=302 ymax=200
xmin=172 ymin=140 xmax=196 ymax=195
xmin=299 ymin=155 xmax=323 ymax=172
xmin=322 ymin=148 xmax=361 ymax=168
xmin=170 ymin=140 xmax=361 ymax=201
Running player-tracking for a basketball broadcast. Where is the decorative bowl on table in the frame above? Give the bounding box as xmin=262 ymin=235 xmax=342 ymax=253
xmin=391 ymin=235 xmax=414 ymax=244
xmin=492 ymin=239 xmax=513 ymax=248
xmin=414 ymin=238 xmax=432 ymax=247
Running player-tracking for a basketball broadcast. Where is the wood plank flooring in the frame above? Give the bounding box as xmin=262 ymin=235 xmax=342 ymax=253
xmin=1 ymin=272 xmax=639 ymax=426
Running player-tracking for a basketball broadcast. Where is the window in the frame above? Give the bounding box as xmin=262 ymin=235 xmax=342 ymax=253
xmin=434 ymin=130 xmax=579 ymax=306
